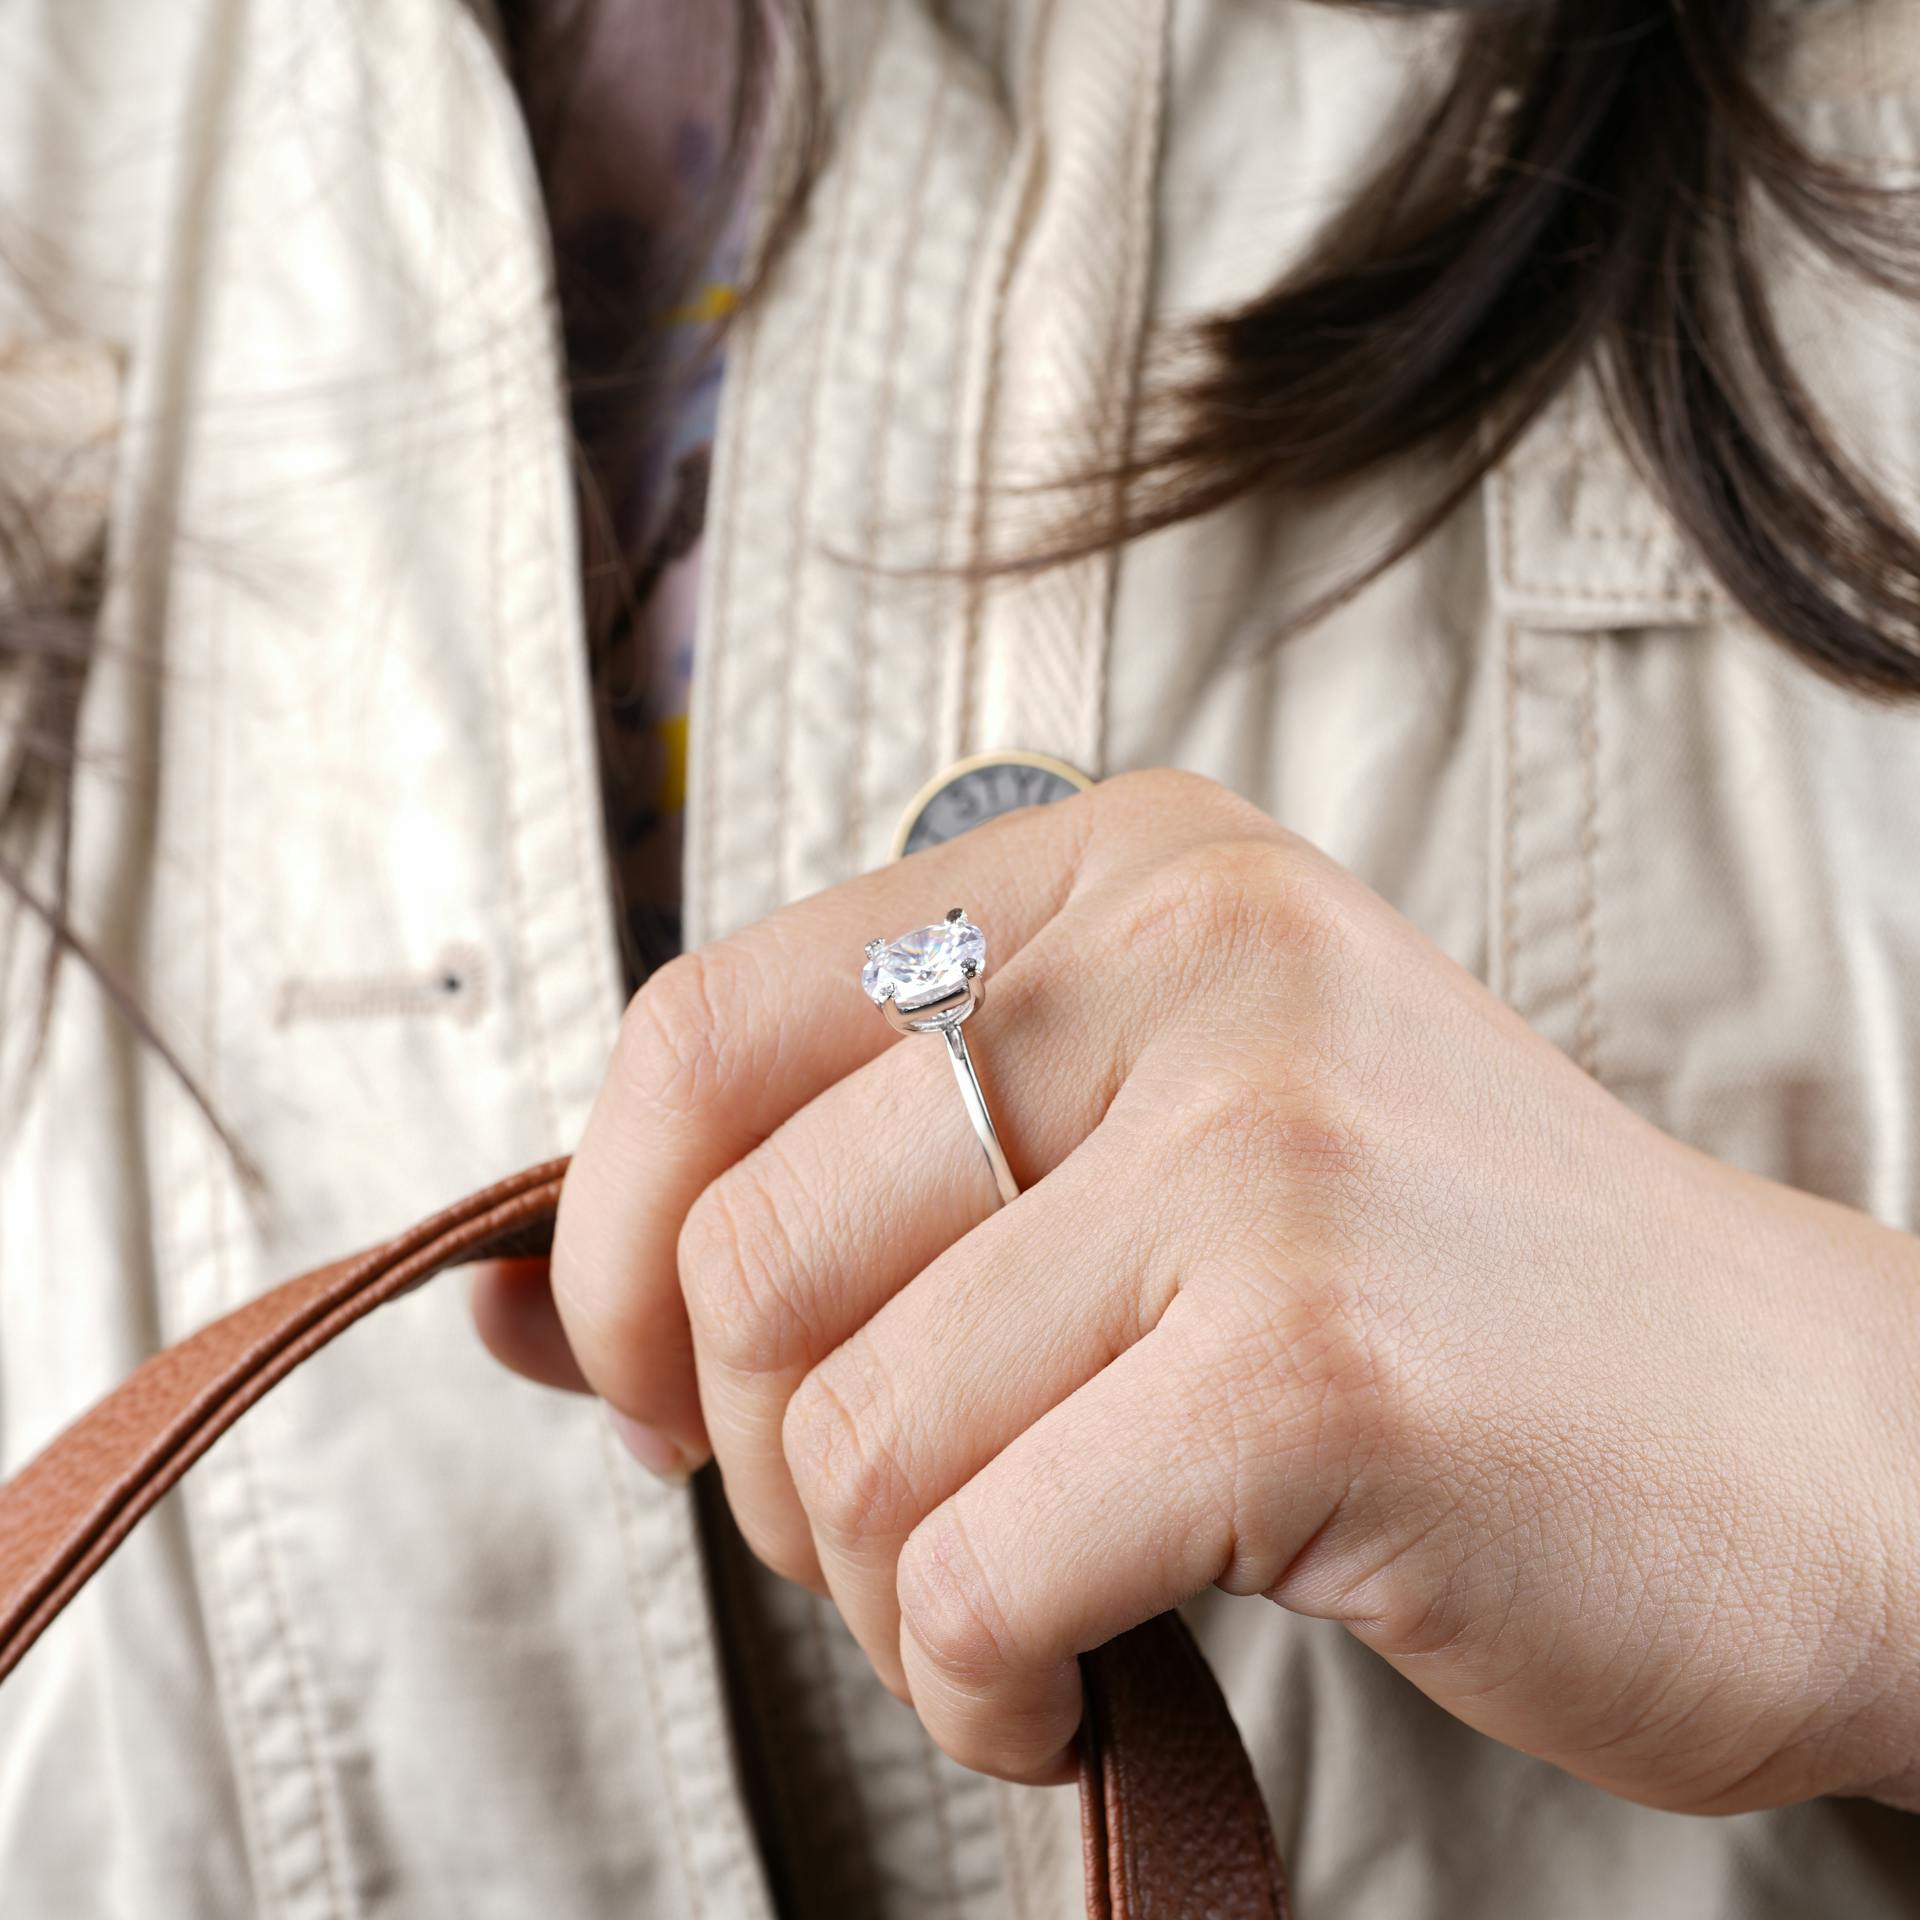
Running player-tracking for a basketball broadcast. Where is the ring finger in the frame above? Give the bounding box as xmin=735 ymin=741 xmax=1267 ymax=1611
xmin=677 ymin=901 xmax=1136 ymax=1583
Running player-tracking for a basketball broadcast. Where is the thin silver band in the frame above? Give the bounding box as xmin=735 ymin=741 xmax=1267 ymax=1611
xmin=943 ymin=1024 xmax=1020 ymax=1209
xmin=868 ymin=909 xmax=1021 ymax=1211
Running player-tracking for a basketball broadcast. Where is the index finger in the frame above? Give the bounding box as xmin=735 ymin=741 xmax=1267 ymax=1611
xmin=549 ymin=792 xmax=1099 ymax=1469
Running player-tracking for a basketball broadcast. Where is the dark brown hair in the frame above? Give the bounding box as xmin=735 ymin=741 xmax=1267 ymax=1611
xmin=1100 ymin=0 xmax=1920 ymax=693
xmin=512 ymin=0 xmax=1920 ymax=703
xmin=3 ymin=0 xmax=1917 ymax=1115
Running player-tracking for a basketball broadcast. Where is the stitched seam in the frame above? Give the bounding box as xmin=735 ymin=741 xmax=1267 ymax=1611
xmin=1086 ymin=0 xmax=1170 ymax=770
xmin=692 ymin=0 xmax=852 ymax=943
xmin=536 ymin=344 xmax=625 ymax=1046
xmin=1501 ymin=618 xmax=1521 ymax=1008
xmin=1504 ymin=578 xmax=1719 ymax=610
xmin=191 ymin=1444 xmax=287 ymax=1919
xmin=668 ymin=1486 xmax=764 ymax=1910
xmin=485 ymin=324 xmax=561 ymax=1146
xmin=188 ymin=576 xmax=283 ymax=1920
xmin=1576 ymin=636 xmax=1603 ymax=1080
xmin=957 ymin=0 xmax=1053 ymax=758
xmin=990 ymin=1777 xmax=1035 ymax=1920
xmin=225 ymin=1422 xmax=352 ymax=1914
xmin=919 ymin=1740 xmax=964 ymax=1918
xmin=1570 ymin=523 xmax=1686 ymax=545
xmin=774 ymin=9 xmax=893 ymax=909
xmin=598 ymin=1424 xmax=706 ymax=1917
xmin=696 ymin=235 xmax=768 ymax=951
xmin=708 ymin=1524 xmax=802 ymax=1915
xmin=801 ymin=1590 xmax=885 ymax=1915
xmin=846 ymin=63 xmax=956 ymax=870
xmin=206 ymin=584 xmax=351 ymax=1920
xmin=925 ymin=8 xmax=1018 ymax=778
xmin=1498 ymin=460 xmax=1517 ymax=600
xmin=1496 ymin=423 xmax=1719 ymax=612
xmin=131 ymin=10 xmax=287 ymax=1901
xmin=1109 ymin=1662 xmax=1138 ymax=1907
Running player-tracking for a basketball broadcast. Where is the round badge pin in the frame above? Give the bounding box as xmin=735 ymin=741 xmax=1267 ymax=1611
xmin=889 ymin=749 xmax=1095 ymax=861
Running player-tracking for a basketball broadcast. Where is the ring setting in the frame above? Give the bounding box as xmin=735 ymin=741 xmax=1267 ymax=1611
xmin=862 ymin=908 xmax=1019 ymax=1207
xmin=862 ymin=906 xmax=986 ymax=1036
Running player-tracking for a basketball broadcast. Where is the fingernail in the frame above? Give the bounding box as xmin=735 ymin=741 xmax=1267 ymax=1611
xmin=607 ymin=1406 xmax=695 ymax=1484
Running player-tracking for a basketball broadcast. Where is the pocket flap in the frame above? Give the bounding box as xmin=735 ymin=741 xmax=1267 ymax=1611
xmin=1489 ymin=375 xmax=1726 ymax=632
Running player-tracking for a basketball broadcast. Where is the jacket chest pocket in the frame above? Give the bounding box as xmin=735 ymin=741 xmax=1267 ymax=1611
xmin=1486 ymin=67 xmax=1920 ymax=1226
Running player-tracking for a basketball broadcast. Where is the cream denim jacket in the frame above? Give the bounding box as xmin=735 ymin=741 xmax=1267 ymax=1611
xmin=4 ymin=2 xmax=1920 ymax=1916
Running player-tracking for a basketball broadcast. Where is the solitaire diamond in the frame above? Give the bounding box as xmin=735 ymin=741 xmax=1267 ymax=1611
xmin=862 ymin=916 xmax=986 ymax=1012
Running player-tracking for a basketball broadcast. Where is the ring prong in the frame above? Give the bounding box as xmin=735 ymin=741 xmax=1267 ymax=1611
xmin=865 ymin=938 xmax=885 ymax=959
xmin=946 ymin=906 xmax=965 ymax=923
xmin=960 ymin=959 xmax=979 ymax=978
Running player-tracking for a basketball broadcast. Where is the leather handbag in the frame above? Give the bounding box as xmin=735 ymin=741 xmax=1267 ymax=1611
xmin=0 ymin=1160 xmax=1293 ymax=1918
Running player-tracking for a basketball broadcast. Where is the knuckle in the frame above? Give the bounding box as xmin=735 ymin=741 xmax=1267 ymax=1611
xmin=1162 ymin=1086 xmax=1385 ymax=1383
xmin=897 ymin=1508 xmax=1018 ymax=1682
xmin=784 ymin=1353 xmax=916 ymax=1544
xmin=612 ymin=949 xmax=734 ymax=1117
xmin=1156 ymin=1281 xmax=1386 ymax=1601
xmin=676 ymin=1164 xmax=814 ymax=1376
xmin=1196 ymin=835 xmax=1343 ymax=958
xmin=1094 ymin=766 xmax=1265 ymax=834
xmin=1167 ymin=1069 xmax=1372 ymax=1196
xmin=1209 ymin=1257 xmax=1383 ymax=1459
xmin=1107 ymin=834 xmax=1344 ymax=982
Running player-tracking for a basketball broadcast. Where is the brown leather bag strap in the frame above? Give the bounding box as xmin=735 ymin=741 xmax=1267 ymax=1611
xmin=1080 ymin=1615 xmax=1293 ymax=1920
xmin=0 ymin=1163 xmax=1291 ymax=1919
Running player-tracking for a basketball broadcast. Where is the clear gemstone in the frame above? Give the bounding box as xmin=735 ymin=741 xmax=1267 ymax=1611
xmin=861 ymin=917 xmax=986 ymax=1011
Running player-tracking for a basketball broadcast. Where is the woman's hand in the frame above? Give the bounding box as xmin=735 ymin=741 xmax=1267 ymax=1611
xmin=472 ymin=770 xmax=1920 ymax=1812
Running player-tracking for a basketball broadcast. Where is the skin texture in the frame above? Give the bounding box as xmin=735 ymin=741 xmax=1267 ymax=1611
xmin=470 ymin=770 xmax=1920 ymax=1811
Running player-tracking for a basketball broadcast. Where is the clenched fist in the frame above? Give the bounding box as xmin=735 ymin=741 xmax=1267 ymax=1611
xmin=473 ymin=771 xmax=1920 ymax=1814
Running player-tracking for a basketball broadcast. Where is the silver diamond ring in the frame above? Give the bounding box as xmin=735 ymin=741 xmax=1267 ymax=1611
xmin=861 ymin=908 xmax=1020 ymax=1209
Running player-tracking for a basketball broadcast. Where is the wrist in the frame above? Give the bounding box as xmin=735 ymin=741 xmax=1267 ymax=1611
xmin=1667 ymin=1152 xmax=1920 ymax=1811
xmin=1832 ymin=1475 xmax=1920 ymax=1810
xmin=1817 ymin=1540 xmax=1920 ymax=1810
xmin=1762 ymin=1178 xmax=1920 ymax=1809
